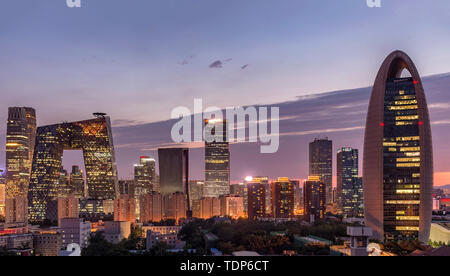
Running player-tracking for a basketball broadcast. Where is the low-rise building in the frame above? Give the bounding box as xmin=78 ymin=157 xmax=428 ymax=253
xmin=141 ymin=225 xmax=181 ymax=238
xmin=146 ymin=230 xmax=184 ymax=249
xmin=60 ymin=218 xmax=91 ymax=248
xmin=33 ymin=232 xmax=61 ymax=256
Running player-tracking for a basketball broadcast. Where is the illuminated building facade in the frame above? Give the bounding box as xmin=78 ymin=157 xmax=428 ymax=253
xmin=70 ymin=166 xmax=85 ymax=198
xmin=309 ymin=138 xmax=333 ymax=204
xmin=247 ymin=182 xmax=266 ymax=219
xmin=134 ymin=156 xmax=156 ymax=196
xmin=272 ymin=178 xmax=294 ymax=218
xmin=58 ymin=169 xmax=70 ymax=198
xmin=204 ymin=119 xmax=230 ymax=197
xmin=5 ymin=107 xmax=36 ymax=224
xmin=304 ymin=176 xmax=326 ymax=223
xmin=219 ymin=194 xmax=244 ymax=219
xmin=363 ymin=51 xmax=433 ymax=242
xmin=337 ymin=148 xmax=363 ymax=218
xmin=28 ymin=115 xmax=119 ymax=223
xmin=189 ymin=180 xmax=204 ymax=218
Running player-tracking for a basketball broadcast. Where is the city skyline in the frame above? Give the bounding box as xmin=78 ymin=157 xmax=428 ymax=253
xmin=1 ymin=1 xmax=450 ymax=186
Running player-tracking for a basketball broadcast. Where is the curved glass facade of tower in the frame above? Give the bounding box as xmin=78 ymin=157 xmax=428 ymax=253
xmin=383 ymin=78 xmax=421 ymax=239
xmin=363 ymin=51 xmax=433 ymax=243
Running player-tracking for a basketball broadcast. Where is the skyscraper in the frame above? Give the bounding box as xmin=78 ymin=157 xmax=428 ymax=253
xmin=28 ymin=115 xmax=119 ymax=223
xmin=309 ymin=138 xmax=333 ymax=204
xmin=58 ymin=169 xmax=71 ymax=198
xmin=134 ymin=156 xmax=156 ymax=196
xmin=337 ymin=148 xmax=363 ymax=218
xmin=204 ymin=119 xmax=230 ymax=197
xmin=363 ymin=51 xmax=433 ymax=242
xmin=158 ymin=148 xmax=190 ymax=217
xmin=5 ymin=107 xmax=36 ymax=224
xmin=158 ymin=148 xmax=189 ymax=196
xmin=304 ymin=176 xmax=326 ymax=223
xmin=272 ymin=178 xmax=294 ymax=218
xmin=70 ymin=166 xmax=85 ymax=198
xmin=247 ymin=182 xmax=266 ymax=220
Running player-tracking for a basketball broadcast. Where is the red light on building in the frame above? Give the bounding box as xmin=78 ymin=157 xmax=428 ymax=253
xmin=380 ymin=123 xmax=385 ymax=127
xmin=413 ymin=80 xmax=419 ymax=84
xmin=418 ymin=122 xmax=423 ymax=125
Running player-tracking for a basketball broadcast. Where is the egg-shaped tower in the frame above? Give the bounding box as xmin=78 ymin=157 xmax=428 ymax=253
xmin=363 ymin=50 xmax=433 ymax=243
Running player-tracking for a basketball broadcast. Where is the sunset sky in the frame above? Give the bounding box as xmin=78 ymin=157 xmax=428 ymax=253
xmin=0 ymin=0 xmax=450 ymax=186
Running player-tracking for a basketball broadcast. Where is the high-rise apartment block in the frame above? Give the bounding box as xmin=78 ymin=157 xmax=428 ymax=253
xmin=304 ymin=176 xmax=326 ymax=223
xmin=272 ymin=178 xmax=294 ymax=218
xmin=247 ymin=181 xmax=266 ymax=220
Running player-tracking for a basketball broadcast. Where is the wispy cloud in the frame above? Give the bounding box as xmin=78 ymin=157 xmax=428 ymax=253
xmin=280 ymin=126 xmax=365 ymax=137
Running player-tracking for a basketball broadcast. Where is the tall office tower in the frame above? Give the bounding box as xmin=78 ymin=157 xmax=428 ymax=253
xmin=304 ymin=176 xmax=326 ymax=223
xmin=337 ymin=148 xmax=363 ymax=218
xmin=364 ymin=51 xmax=433 ymax=242
xmin=247 ymin=182 xmax=266 ymax=220
xmin=28 ymin=115 xmax=119 ymax=223
xmin=163 ymin=192 xmax=186 ymax=222
xmin=219 ymin=195 xmax=244 ymax=219
xmin=204 ymin=119 xmax=230 ymax=197
xmin=158 ymin=148 xmax=190 ymax=217
xmin=70 ymin=166 xmax=85 ymax=198
xmin=57 ymin=197 xmax=79 ymax=226
xmin=200 ymin=197 xmax=221 ymax=219
xmin=5 ymin=107 xmax=36 ymax=224
xmin=114 ymin=194 xmax=136 ymax=223
xmin=309 ymin=138 xmax=333 ymax=204
xmin=58 ymin=169 xmax=71 ymax=197
xmin=139 ymin=192 xmax=163 ymax=224
xmin=272 ymin=178 xmax=295 ymax=218
xmin=118 ymin=180 xmax=133 ymax=196
xmin=189 ymin=180 xmax=204 ymax=218
xmin=134 ymin=156 xmax=156 ymax=196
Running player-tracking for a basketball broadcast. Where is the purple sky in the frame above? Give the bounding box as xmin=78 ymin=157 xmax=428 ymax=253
xmin=1 ymin=1 xmax=450 ymax=185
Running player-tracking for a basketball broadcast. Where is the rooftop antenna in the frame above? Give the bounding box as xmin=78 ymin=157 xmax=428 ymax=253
xmin=93 ymin=112 xmax=107 ymax=118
